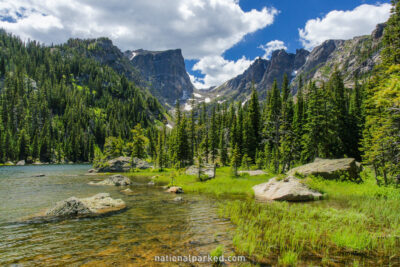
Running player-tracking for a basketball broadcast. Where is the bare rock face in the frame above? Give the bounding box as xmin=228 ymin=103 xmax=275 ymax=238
xmin=212 ymin=49 xmax=309 ymax=102
xmin=45 ymin=193 xmax=126 ymax=217
xmin=89 ymin=174 xmax=131 ymax=186
xmin=166 ymin=186 xmax=183 ymax=194
xmin=97 ymin=156 xmax=151 ymax=172
xmin=126 ymin=49 xmax=194 ymax=106
xmin=253 ymin=176 xmax=322 ymax=201
xmin=287 ymin=158 xmax=361 ymax=181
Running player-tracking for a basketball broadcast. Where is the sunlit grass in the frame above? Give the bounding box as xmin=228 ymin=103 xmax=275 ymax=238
xmin=126 ymin=167 xmax=274 ymax=197
xmin=218 ymin=169 xmax=400 ymax=265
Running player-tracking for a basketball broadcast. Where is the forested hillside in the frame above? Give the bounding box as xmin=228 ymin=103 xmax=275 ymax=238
xmin=0 ymin=31 xmax=165 ymax=163
xmin=100 ymin=1 xmax=399 ymax=185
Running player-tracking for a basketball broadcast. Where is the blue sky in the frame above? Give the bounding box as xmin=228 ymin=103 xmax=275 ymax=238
xmin=0 ymin=0 xmax=392 ymax=88
xmin=186 ymin=0 xmax=391 ymax=87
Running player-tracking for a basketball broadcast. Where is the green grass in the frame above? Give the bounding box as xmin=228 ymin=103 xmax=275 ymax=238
xmin=278 ymin=251 xmax=299 ymax=267
xmin=218 ymin=169 xmax=400 ymax=265
xmin=127 ymin=167 xmax=274 ymax=197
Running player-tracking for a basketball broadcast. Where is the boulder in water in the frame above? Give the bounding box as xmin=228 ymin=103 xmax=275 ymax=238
xmin=253 ymin=176 xmax=322 ymax=202
xmin=166 ymin=186 xmax=183 ymax=194
xmin=89 ymin=174 xmax=131 ymax=186
xmin=45 ymin=193 xmax=126 ymax=217
xmin=287 ymin=158 xmax=361 ymax=181
xmin=96 ymin=156 xmax=152 ymax=172
xmin=16 ymin=160 xmax=26 ymax=166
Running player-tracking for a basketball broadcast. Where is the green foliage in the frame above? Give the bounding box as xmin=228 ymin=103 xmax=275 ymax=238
xmin=362 ymin=1 xmax=400 ymax=184
xmin=0 ymin=30 xmax=165 ymax=163
xmin=127 ymin=123 xmax=148 ymax=159
xmin=278 ymin=251 xmax=299 ymax=267
xmin=133 ymin=167 xmax=273 ymax=197
xmin=210 ymin=245 xmax=224 ymax=265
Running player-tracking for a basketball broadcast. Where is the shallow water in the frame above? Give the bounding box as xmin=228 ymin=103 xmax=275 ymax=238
xmin=0 ymin=165 xmax=236 ymax=266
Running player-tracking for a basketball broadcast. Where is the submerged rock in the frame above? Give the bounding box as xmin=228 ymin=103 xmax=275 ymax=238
xmin=253 ymin=176 xmax=322 ymax=202
xmin=166 ymin=186 xmax=183 ymax=194
xmin=121 ymin=188 xmax=134 ymax=194
xmin=186 ymin=164 xmax=215 ymax=179
xmin=16 ymin=160 xmax=26 ymax=166
xmin=32 ymin=173 xmax=45 ymax=177
xmin=87 ymin=168 xmax=97 ymax=173
xmin=97 ymin=156 xmax=151 ymax=172
xmin=173 ymin=197 xmax=183 ymax=202
xmin=89 ymin=174 xmax=131 ymax=186
xmin=45 ymin=193 xmax=125 ymax=217
xmin=287 ymin=158 xmax=361 ymax=181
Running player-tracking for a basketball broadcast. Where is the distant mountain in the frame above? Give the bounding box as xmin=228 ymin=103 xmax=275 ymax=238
xmin=125 ymin=49 xmax=194 ymax=107
xmin=65 ymin=38 xmax=194 ymax=107
xmin=211 ymin=49 xmax=309 ymax=102
xmin=209 ymin=23 xmax=385 ymax=103
xmin=294 ymin=23 xmax=385 ymax=89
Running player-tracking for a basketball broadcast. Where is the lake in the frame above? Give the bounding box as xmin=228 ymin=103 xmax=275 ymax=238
xmin=0 ymin=165 xmax=236 ymax=266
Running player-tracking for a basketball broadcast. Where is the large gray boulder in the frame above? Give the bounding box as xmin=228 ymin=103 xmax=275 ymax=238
xmin=89 ymin=174 xmax=131 ymax=186
xmin=186 ymin=164 xmax=215 ymax=180
xmin=253 ymin=176 xmax=322 ymax=201
xmin=16 ymin=160 xmax=26 ymax=166
xmin=45 ymin=193 xmax=126 ymax=217
xmin=97 ymin=156 xmax=151 ymax=172
xmin=287 ymin=158 xmax=361 ymax=181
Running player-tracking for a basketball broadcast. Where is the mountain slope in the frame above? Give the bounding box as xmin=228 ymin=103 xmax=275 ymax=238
xmin=126 ymin=49 xmax=194 ymax=107
xmin=64 ymin=38 xmax=195 ymax=107
xmin=0 ymin=31 xmax=165 ymax=163
xmin=209 ymin=23 xmax=385 ymax=102
xmin=211 ymin=49 xmax=309 ymax=102
xmin=295 ymin=23 xmax=385 ymax=88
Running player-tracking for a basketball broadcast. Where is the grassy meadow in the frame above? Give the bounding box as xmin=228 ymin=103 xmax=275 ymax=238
xmin=125 ymin=167 xmax=400 ymax=266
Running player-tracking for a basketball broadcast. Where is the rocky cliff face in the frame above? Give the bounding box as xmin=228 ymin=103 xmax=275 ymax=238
xmin=66 ymin=38 xmax=195 ymax=107
xmin=125 ymin=49 xmax=194 ymax=107
xmin=294 ymin=23 xmax=385 ymax=89
xmin=212 ymin=49 xmax=309 ymax=102
xmin=210 ymin=24 xmax=384 ymax=102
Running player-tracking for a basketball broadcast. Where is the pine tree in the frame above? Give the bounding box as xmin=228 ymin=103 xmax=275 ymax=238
xmin=210 ymin=107 xmax=218 ymax=163
xmin=293 ymin=76 xmax=305 ymax=162
xmin=382 ymin=0 xmax=400 ymax=65
xmin=246 ymin=85 xmax=261 ymax=160
xmin=219 ymin=129 xmax=228 ymax=166
xmin=129 ymin=123 xmax=149 ymax=159
xmin=265 ymin=80 xmax=282 ymax=172
xmin=230 ymin=144 xmax=241 ymax=177
xmin=18 ymin=129 xmax=30 ymax=160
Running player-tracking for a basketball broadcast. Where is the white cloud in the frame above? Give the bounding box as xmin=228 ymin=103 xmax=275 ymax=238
xmin=258 ymin=40 xmax=287 ymax=59
xmin=0 ymin=0 xmax=277 ymax=59
xmin=0 ymin=0 xmax=278 ymax=89
xmin=299 ymin=3 xmax=391 ymax=50
xmin=192 ymin=55 xmax=253 ymax=89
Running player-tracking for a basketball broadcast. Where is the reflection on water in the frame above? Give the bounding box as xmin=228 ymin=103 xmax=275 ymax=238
xmin=0 ymin=165 xmax=235 ymax=266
